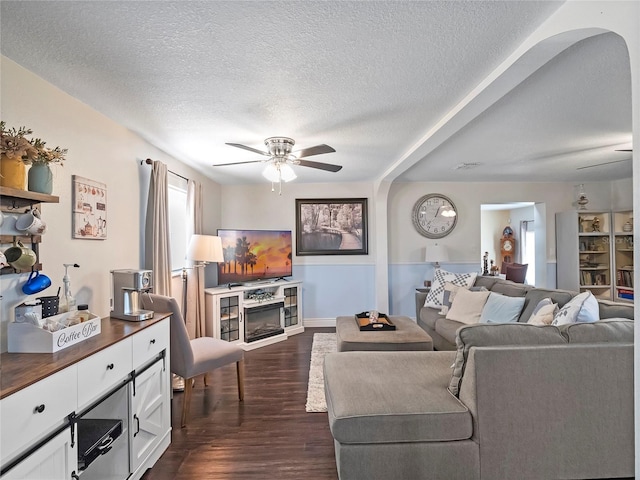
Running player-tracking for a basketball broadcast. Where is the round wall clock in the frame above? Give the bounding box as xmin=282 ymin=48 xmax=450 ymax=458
xmin=412 ymin=194 xmax=458 ymax=239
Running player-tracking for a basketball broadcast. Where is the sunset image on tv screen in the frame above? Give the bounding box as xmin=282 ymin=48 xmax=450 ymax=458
xmin=217 ymin=230 xmax=292 ymax=284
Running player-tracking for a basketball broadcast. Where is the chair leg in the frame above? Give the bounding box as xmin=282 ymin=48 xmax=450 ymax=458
xmin=237 ymin=359 xmax=245 ymax=402
xmin=203 ymin=372 xmax=208 ymax=387
xmin=181 ymin=376 xmax=194 ymax=428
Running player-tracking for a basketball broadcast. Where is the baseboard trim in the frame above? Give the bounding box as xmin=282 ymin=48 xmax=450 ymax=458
xmin=303 ymin=318 xmax=336 ymax=328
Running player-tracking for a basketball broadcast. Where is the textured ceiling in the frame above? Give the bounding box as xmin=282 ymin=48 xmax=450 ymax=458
xmin=0 ymin=1 xmax=631 ymax=185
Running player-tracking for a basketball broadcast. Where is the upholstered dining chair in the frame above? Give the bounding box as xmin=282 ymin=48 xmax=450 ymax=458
xmin=505 ymin=263 xmax=528 ymax=284
xmin=141 ymin=293 xmax=245 ymax=427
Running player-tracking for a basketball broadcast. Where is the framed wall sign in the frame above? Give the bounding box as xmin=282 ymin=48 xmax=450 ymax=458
xmin=295 ymin=198 xmax=368 ymax=255
xmin=72 ymin=175 xmax=107 ymax=239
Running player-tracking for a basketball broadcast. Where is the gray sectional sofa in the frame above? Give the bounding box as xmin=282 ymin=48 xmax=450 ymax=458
xmin=324 ymin=278 xmax=635 ymax=480
xmin=415 ymin=276 xmax=634 ymax=351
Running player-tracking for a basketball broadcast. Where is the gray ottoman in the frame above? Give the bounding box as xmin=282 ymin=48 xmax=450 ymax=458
xmin=336 ymin=315 xmax=433 ymax=352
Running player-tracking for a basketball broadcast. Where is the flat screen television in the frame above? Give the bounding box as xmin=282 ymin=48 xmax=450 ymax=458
xmin=217 ymin=229 xmax=293 ymax=285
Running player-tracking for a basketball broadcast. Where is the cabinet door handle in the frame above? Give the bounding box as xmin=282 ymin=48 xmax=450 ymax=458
xmin=71 ymin=471 xmax=80 ymax=480
xmin=133 ymin=414 xmax=140 ymax=437
xmin=106 ymin=363 xmax=114 ymax=370
xmin=150 ymin=338 xmax=156 ymax=344
xmin=34 ymin=404 xmax=45 ymax=414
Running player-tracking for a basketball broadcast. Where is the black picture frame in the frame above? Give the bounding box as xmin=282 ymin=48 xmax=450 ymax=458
xmin=295 ymin=198 xmax=368 ymax=256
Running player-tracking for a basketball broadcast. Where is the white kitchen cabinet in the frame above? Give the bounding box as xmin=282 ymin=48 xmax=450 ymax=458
xmin=129 ymin=357 xmax=170 ymax=476
xmin=0 ymin=316 xmax=171 ymax=480
xmin=0 ymin=428 xmax=76 ymax=480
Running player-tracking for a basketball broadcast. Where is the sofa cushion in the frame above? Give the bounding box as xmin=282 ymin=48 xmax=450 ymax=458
xmin=553 ymin=291 xmax=599 ymax=325
xmin=527 ymin=298 xmax=559 ymax=325
xmin=441 ymin=283 xmax=488 ymax=315
xmin=445 ymin=288 xmax=490 ymax=324
xmin=424 ymin=269 xmax=478 ymax=309
xmin=519 ymin=288 xmax=575 ymax=323
xmin=490 ymin=281 xmax=530 ymax=297
xmin=435 ymin=317 xmax=465 ymax=343
xmin=324 ymin=351 xmax=472 ymax=444
xmin=448 ymin=323 xmax=567 ymax=396
xmin=598 ymin=299 xmax=634 ymax=320
xmin=560 ymin=319 xmax=634 ymax=343
xmin=479 ymin=292 xmax=525 ymax=324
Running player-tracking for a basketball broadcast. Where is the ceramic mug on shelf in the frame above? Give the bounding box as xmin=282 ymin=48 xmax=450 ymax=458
xmin=0 ymin=251 xmax=8 ymax=268
xmin=22 ymin=270 xmax=52 ymax=295
xmin=4 ymin=240 xmax=37 ymax=270
xmin=15 ymin=208 xmax=47 ymax=235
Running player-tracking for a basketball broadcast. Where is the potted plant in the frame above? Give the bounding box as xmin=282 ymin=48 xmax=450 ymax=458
xmin=0 ymin=121 xmax=37 ymax=190
xmin=27 ymin=138 xmax=67 ymax=194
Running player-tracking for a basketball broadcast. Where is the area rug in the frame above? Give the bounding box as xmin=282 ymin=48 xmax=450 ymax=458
xmin=305 ymin=333 xmax=336 ymax=412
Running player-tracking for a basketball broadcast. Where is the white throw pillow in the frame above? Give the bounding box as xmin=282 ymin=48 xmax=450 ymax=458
xmin=445 ymin=287 xmax=490 ymax=325
xmin=479 ymin=292 xmax=526 ymax=324
xmin=527 ymin=298 xmax=559 ymax=325
xmin=424 ymin=269 xmax=478 ymax=309
xmin=553 ymin=291 xmax=600 ymax=325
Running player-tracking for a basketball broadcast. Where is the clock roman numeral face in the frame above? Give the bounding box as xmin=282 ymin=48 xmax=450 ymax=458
xmin=412 ymin=194 xmax=458 ymax=239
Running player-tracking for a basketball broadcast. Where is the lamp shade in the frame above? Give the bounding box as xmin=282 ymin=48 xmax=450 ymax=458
xmin=187 ymin=234 xmax=224 ymax=263
xmin=424 ymin=243 xmax=449 ymax=264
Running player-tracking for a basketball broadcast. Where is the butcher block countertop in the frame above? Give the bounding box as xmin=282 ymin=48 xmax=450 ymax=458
xmin=0 ymin=313 xmax=171 ymax=399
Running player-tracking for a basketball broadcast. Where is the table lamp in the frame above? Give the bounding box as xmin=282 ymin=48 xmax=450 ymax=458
xmin=424 ymin=243 xmax=449 ymax=269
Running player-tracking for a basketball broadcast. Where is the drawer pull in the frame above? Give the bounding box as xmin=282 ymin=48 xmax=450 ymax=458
xmin=34 ymin=404 xmax=45 ymax=414
xmin=106 ymin=363 xmax=114 ymax=370
xmin=150 ymin=338 xmax=156 ymax=344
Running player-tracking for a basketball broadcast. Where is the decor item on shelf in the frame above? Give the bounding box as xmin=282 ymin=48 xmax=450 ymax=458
xmin=577 ymin=184 xmax=589 ymax=210
xmin=0 ymin=122 xmax=36 ymax=190
xmin=0 ymin=121 xmax=67 ymax=192
xmin=591 ymin=216 xmax=601 ymax=232
xmin=425 ymin=242 xmax=449 ymax=269
xmin=27 ymin=138 xmax=66 ymax=194
xmin=623 ymin=217 xmax=633 ymax=232
xmin=482 ymin=251 xmax=489 ymax=276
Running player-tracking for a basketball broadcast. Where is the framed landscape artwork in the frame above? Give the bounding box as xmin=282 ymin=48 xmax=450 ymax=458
xmin=295 ymin=198 xmax=368 ymax=255
xmin=72 ymin=175 xmax=107 ymax=239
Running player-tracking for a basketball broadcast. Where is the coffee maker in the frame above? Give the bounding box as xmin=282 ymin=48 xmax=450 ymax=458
xmin=110 ymin=269 xmax=154 ymax=321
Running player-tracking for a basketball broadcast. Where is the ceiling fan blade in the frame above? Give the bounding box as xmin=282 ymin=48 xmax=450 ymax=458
xmin=576 ymin=158 xmax=631 ymax=170
xmin=297 ymin=159 xmax=343 ymax=172
xmin=294 ymin=144 xmax=336 ymax=158
xmin=225 ymin=143 xmax=270 ymax=156
xmin=212 ymin=160 xmax=264 ymax=167
xmin=615 ymin=149 xmax=633 ymax=152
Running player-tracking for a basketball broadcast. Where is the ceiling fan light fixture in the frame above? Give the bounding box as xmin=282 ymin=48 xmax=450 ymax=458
xmin=280 ymin=163 xmax=297 ymax=182
xmin=262 ymin=163 xmax=281 ymax=182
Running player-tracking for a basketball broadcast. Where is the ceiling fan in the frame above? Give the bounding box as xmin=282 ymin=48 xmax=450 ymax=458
xmin=577 ymin=146 xmax=633 ymax=171
xmin=214 ymin=137 xmax=341 ymax=194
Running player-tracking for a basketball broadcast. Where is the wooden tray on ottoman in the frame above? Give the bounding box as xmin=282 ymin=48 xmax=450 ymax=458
xmin=355 ymin=312 xmax=396 ymax=331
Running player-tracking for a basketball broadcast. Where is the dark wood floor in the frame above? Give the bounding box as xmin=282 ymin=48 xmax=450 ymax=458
xmin=142 ymin=327 xmax=338 ymax=480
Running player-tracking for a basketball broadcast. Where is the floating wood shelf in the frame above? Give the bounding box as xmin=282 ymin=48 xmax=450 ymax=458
xmin=0 ymin=187 xmax=59 ymax=276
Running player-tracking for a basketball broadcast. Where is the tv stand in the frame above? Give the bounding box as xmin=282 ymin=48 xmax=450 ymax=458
xmin=204 ymin=279 xmax=303 ymax=351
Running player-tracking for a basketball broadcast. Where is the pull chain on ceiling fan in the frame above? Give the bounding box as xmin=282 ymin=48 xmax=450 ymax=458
xmin=214 ymin=137 xmax=342 ymax=194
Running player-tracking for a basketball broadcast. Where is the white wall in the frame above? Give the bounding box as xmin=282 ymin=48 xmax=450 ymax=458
xmin=220 ymin=182 xmax=376 ymax=324
xmin=0 ymin=57 xmax=222 ymax=352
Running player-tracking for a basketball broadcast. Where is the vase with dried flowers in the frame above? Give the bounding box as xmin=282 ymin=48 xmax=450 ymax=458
xmin=0 ymin=121 xmax=37 ymax=190
xmin=27 ymin=138 xmax=67 ymax=194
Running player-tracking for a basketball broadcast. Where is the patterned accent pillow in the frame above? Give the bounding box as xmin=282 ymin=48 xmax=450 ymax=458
xmin=552 ymin=291 xmax=599 ymax=325
xmin=424 ymin=269 xmax=478 ymax=309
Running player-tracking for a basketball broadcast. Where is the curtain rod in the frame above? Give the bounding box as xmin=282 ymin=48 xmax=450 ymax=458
xmin=143 ymin=158 xmax=189 ymax=182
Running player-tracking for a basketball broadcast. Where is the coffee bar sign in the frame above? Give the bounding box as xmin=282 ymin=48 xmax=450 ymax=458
xmin=8 ymin=314 xmax=101 ymax=353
